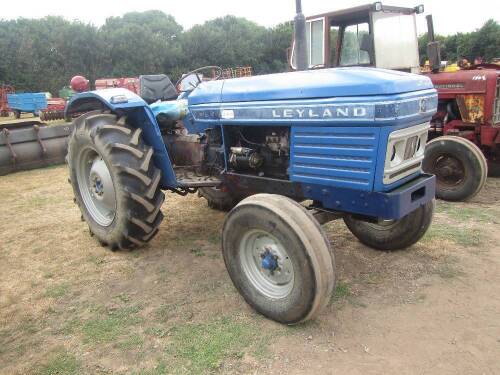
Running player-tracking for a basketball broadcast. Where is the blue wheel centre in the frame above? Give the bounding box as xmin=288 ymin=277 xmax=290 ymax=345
xmin=261 ymin=250 xmax=279 ymax=271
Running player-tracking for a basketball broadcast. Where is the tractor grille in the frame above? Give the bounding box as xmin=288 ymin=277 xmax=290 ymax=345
xmin=494 ymin=77 xmax=500 ymax=124
xmin=290 ymin=127 xmax=378 ymax=191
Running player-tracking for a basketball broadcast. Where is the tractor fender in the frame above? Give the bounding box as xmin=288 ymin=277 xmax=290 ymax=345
xmin=66 ymin=88 xmax=178 ymax=188
xmin=65 ymin=88 xmax=148 ymax=118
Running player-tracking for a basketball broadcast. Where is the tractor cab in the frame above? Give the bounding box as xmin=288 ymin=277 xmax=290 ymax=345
xmin=290 ymin=2 xmax=424 ymax=73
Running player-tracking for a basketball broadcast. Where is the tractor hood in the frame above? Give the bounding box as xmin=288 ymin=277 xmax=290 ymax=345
xmin=188 ymin=67 xmax=434 ymax=105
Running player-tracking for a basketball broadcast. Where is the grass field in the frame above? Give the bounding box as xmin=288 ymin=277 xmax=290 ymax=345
xmin=1 ymin=166 xmax=499 ymax=374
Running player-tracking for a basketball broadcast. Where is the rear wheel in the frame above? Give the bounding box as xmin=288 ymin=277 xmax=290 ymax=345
xmin=344 ymin=200 xmax=435 ymax=251
xmin=67 ymin=111 xmax=165 ymax=250
xmin=423 ymin=136 xmax=487 ymax=201
xmin=222 ymin=194 xmax=335 ymax=324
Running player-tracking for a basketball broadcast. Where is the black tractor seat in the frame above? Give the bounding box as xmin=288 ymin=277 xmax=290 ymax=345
xmin=139 ymin=74 xmax=178 ymax=103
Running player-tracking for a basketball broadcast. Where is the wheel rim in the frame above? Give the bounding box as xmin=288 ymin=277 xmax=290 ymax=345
xmin=76 ymin=147 xmax=116 ymax=227
xmin=239 ymin=229 xmax=294 ymax=299
xmin=433 ymin=154 xmax=466 ymax=188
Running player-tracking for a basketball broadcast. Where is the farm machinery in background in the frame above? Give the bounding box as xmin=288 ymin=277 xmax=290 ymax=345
xmin=0 ymin=68 xmax=254 ymax=177
xmin=0 ymin=84 xmax=15 ymax=117
xmin=289 ymin=2 xmax=500 ymax=201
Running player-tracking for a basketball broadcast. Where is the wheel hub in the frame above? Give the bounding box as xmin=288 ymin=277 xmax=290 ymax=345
xmin=261 ymin=249 xmax=279 ymax=271
xmin=434 ymin=154 xmax=466 ymax=187
xmin=76 ymin=148 xmax=117 ymax=227
xmin=240 ymin=230 xmax=294 ymax=299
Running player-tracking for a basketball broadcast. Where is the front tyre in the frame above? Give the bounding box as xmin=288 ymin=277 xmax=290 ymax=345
xmin=222 ymin=194 xmax=335 ymax=324
xmin=423 ymin=136 xmax=487 ymax=201
xmin=67 ymin=111 xmax=165 ymax=250
xmin=344 ymin=200 xmax=435 ymax=251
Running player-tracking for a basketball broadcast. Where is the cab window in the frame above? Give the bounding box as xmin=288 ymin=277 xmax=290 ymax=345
xmin=291 ymin=17 xmax=325 ymax=69
xmin=340 ymin=23 xmax=371 ymax=66
xmin=330 ymin=26 xmax=340 ymax=66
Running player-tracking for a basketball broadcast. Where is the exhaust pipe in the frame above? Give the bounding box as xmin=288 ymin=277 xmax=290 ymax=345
xmin=426 ymin=15 xmax=441 ymax=73
xmin=294 ymin=0 xmax=308 ymax=71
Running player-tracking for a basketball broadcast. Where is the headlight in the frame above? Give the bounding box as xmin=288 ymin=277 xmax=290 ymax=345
xmin=384 ymin=122 xmax=429 ymax=184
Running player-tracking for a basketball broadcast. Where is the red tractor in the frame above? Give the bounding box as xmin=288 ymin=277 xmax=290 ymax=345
xmin=0 ymin=84 xmax=15 ymax=117
xmin=290 ymin=2 xmax=499 ymax=201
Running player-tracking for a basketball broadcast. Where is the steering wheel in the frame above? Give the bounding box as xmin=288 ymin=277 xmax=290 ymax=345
xmin=175 ymin=65 xmax=223 ymax=92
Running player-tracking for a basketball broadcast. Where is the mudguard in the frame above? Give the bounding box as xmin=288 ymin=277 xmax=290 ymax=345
xmin=66 ymin=88 xmax=177 ymax=188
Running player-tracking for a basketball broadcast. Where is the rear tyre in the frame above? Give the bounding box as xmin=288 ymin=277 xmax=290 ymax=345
xmin=198 ymin=187 xmax=240 ymax=211
xmin=222 ymin=194 xmax=335 ymax=324
xmin=488 ymin=161 xmax=500 ymax=177
xmin=344 ymin=200 xmax=435 ymax=251
xmin=423 ymin=136 xmax=487 ymax=201
xmin=67 ymin=111 xmax=165 ymax=250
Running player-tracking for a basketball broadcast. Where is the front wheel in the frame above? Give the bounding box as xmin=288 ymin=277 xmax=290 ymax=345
xmin=423 ymin=136 xmax=487 ymax=201
xmin=344 ymin=200 xmax=435 ymax=251
xmin=222 ymin=194 xmax=335 ymax=324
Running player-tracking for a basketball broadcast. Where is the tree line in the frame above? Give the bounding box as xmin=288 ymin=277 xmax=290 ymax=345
xmin=0 ymin=11 xmax=498 ymax=96
xmin=418 ymin=19 xmax=499 ymax=64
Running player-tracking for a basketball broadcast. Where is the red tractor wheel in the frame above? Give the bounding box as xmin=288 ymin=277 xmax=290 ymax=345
xmin=423 ymin=136 xmax=487 ymax=201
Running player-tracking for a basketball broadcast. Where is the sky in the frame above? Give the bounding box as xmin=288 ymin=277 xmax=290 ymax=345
xmin=1 ymin=0 xmax=498 ymax=35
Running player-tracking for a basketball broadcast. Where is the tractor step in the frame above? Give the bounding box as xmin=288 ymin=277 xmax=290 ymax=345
xmin=175 ymin=168 xmax=221 ymax=188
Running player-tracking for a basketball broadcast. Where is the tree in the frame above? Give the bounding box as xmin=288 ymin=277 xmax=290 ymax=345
xmin=418 ymin=19 xmax=500 ymax=64
xmin=100 ymin=11 xmax=183 ymax=77
xmin=0 ymin=13 xmax=497 ymax=95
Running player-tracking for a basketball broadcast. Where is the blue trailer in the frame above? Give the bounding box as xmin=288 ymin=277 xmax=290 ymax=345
xmin=7 ymin=93 xmax=47 ymax=119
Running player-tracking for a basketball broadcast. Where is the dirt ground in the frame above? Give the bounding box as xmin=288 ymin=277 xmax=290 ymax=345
xmin=0 ymin=165 xmax=499 ymax=375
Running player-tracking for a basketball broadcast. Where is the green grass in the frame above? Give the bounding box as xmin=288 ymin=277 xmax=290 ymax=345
xmin=154 ymin=304 xmax=177 ymax=323
xmin=134 ymin=361 xmax=169 ymax=375
xmin=144 ymin=326 xmax=169 ymax=338
xmin=44 ymin=283 xmax=70 ymax=299
xmin=190 ymin=248 xmax=206 ymax=257
xmin=436 ymin=203 xmax=499 ymax=224
xmin=115 ymin=292 xmax=131 ymax=303
xmin=167 ymin=316 xmax=260 ymax=374
xmin=433 ymin=263 xmax=465 ymax=280
xmin=422 ymin=225 xmax=482 ymax=247
xmin=77 ymin=306 xmax=144 ymax=344
xmin=35 ymin=349 xmax=80 ymax=375
xmin=332 ymin=281 xmax=352 ymax=302
xmin=116 ymin=334 xmax=144 ymax=350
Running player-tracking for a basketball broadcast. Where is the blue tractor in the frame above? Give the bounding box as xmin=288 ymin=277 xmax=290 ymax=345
xmin=65 ymin=4 xmax=437 ymax=324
